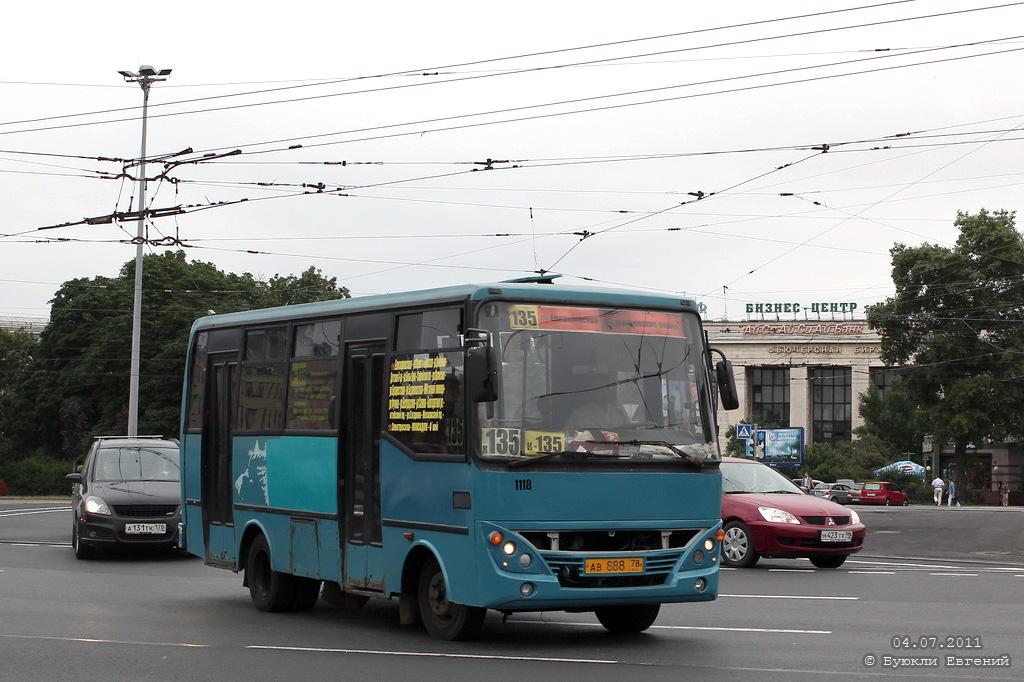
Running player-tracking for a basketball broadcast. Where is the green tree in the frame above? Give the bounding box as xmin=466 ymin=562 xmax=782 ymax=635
xmin=866 ymin=209 xmax=1024 ymax=495
xmin=803 ymin=437 xmax=889 ymax=483
xmin=0 ymin=327 xmax=39 ymax=456
xmin=855 ymin=379 xmax=926 ymax=463
xmin=0 ymin=252 xmax=348 ymax=462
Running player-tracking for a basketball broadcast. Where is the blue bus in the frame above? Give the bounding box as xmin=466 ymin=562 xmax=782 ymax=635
xmin=179 ymin=277 xmax=739 ymax=639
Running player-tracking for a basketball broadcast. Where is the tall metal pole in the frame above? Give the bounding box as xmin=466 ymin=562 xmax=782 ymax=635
xmin=127 ymin=79 xmax=150 ymax=437
xmin=120 ymin=66 xmax=170 ymax=436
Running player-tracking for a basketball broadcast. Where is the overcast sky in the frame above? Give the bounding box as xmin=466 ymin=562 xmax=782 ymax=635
xmin=2 ymin=0 xmax=1023 ymax=323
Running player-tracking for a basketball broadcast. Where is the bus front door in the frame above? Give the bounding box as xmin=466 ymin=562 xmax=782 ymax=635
xmin=342 ymin=343 xmax=386 ymax=593
xmin=203 ymin=354 xmax=236 ymax=565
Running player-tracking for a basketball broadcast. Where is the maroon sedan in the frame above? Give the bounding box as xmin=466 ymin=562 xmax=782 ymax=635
xmin=859 ymin=481 xmax=909 ymax=506
xmin=720 ymin=457 xmax=866 ymax=568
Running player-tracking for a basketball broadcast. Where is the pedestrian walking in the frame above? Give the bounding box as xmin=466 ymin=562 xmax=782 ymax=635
xmin=931 ymin=476 xmax=945 ymax=506
xmin=802 ymin=471 xmax=812 ymax=492
xmin=999 ymin=481 xmax=1010 ymax=507
xmin=947 ymin=479 xmax=960 ymax=507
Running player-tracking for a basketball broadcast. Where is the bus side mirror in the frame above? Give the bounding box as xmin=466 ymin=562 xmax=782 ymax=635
xmin=715 ymin=358 xmax=739 ymax=411
xmin=466 ymin=345 xmax=498 ymax=403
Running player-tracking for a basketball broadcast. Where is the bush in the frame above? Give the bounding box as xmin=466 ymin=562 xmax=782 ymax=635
xmin=0 ymin=453 xmax=75 ymax=496
xmin=802 ymin=437 xmax=891 ymax=483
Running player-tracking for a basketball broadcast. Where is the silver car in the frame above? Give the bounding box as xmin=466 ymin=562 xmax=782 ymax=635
xmin=811 ymin=482 xmax=853 ymax=504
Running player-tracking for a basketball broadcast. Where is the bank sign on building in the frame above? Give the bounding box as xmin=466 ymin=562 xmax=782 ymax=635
xmin=704 ymin=316 xmax=886 ymax=446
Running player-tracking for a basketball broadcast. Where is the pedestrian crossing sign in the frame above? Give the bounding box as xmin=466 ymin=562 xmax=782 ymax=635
xmin=737 ymin=424 xmax=754 ymax=439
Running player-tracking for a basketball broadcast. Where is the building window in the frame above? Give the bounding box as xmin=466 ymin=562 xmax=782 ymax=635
xmin=751 ymin=367 xmax=790 ymax=425
xmin=811 ymin=367 xmax=852 ymax=442
xmin=870 ymin=367 xmax=898 ymax=401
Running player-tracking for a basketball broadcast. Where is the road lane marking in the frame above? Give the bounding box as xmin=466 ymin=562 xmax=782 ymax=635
xmin=929 ymin=572 xmax=978 ymax=576
xmin=655 ymin=625 xmax=831 ymax=634
xmin=3 ymin=636 xmax=608 ymax=665
xmin=0 ymin=634 xmax=208 ymax=648
xmin=247 ymin=645 xmax=617 ymax=664
xmin=849 ymin=558 xmax=1024 ymax=572
xmin=0 ymin=508 xmax=67 ymax=517
xmin=847 ymin=570 xmax=895 ymax=574
xmin=514 ymin=620 xmax=831 ymax=635
xmin=721 ymin=594 xmax=858 ymax=600
xmin=768 ymin=568 xmax=814 ymax=572
xmin=847 ymin=559 xmax=962 ymax=569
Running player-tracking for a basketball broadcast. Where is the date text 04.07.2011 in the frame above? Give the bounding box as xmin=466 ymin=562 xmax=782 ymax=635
xmin=892 ymin=636 xmax=982 ymax=650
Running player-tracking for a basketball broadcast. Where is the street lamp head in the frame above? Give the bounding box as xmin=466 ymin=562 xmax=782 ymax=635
xmin=118 ymin=70 xmax=137 ymax=78
xmin=138 ymin=65 xmax=157 ymax=77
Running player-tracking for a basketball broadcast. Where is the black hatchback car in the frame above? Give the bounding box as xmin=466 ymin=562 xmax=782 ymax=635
xmin=66 ymin=436 xmax=182 ymax=559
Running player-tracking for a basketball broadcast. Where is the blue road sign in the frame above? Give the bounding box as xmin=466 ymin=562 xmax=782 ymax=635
xmin=737 ymin=424 xmax=754 ymax=439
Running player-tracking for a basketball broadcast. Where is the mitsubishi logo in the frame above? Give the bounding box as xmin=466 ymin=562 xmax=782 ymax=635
xmin=826 ymin=517 xmax=836 ymax=526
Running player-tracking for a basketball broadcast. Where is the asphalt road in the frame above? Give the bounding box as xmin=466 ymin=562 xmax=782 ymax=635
xmin=852 ymin=503 xmax=1024 ymax=563
xmin=2 ymin=499 xmax=1022 ymax=681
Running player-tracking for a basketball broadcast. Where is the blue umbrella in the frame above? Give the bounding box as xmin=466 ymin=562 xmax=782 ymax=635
xmin=873 ymin=460 xmax=926 ymax=477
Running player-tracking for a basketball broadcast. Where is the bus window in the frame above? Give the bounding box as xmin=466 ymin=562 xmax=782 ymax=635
xmin=294 ymin=320 xmax=341 ymax=358
xmin=287 ymin=321 xmax=341 ymax=430
xmin=238 ymin=327 xmax=288 ymax=431
xmin=385 ymin=349 xmax=465 ymax=455
xmin=244 ymin=327 xmax=287 ymax=362
xmin=395 ymin=308 xmax=462 ymax=351
xmin=186 ymin=332 xmax=208 ymax=431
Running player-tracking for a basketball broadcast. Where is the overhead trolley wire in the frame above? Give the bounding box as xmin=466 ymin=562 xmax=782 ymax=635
xmin=1 ymin=3 xmax=1021 ymax=143
xmin=0 ymin=0 xmax=932 ymax=130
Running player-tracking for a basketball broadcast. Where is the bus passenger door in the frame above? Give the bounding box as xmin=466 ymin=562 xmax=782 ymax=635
xmin=342 ymin=342 xmax=386 ymax=593
xmin=203 ymin=354 xmax=236 ymax=562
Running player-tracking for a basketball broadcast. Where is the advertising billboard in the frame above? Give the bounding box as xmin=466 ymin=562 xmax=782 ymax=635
xmin=744 ymin=427 xmax=805 ymax=467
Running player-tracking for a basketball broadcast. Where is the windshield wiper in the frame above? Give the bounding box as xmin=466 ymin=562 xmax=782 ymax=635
xmin=506 ymin=450 xmax=626 ymax=468
xmin=763 ymin=489 xmax=801 ymax=494
xmin=595 ymin=439 xmax=705 ymax=469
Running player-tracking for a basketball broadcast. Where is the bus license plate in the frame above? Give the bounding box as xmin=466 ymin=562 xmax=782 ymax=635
xmin=584 ymin=557 xmax=644 ymax=574
xmin=819 ymin=530 xmax=852 ymax=542
xmin=125 ymin=523 xmax=166 ymax=535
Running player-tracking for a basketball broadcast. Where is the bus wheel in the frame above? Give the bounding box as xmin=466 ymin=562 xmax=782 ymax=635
xmin=418 ymin=556 xmax=485 ymax=640
xmin=595 ymin=603 xmax=661 ymax=633
xmin=247 ymin=534 xmax=296 ymax=612
xmin=290 ymin=577 xmax=322 ymax=611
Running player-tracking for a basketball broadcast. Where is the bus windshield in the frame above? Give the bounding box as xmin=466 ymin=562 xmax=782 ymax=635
xmin=475 ymin=302 xmax=719 ymax=464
